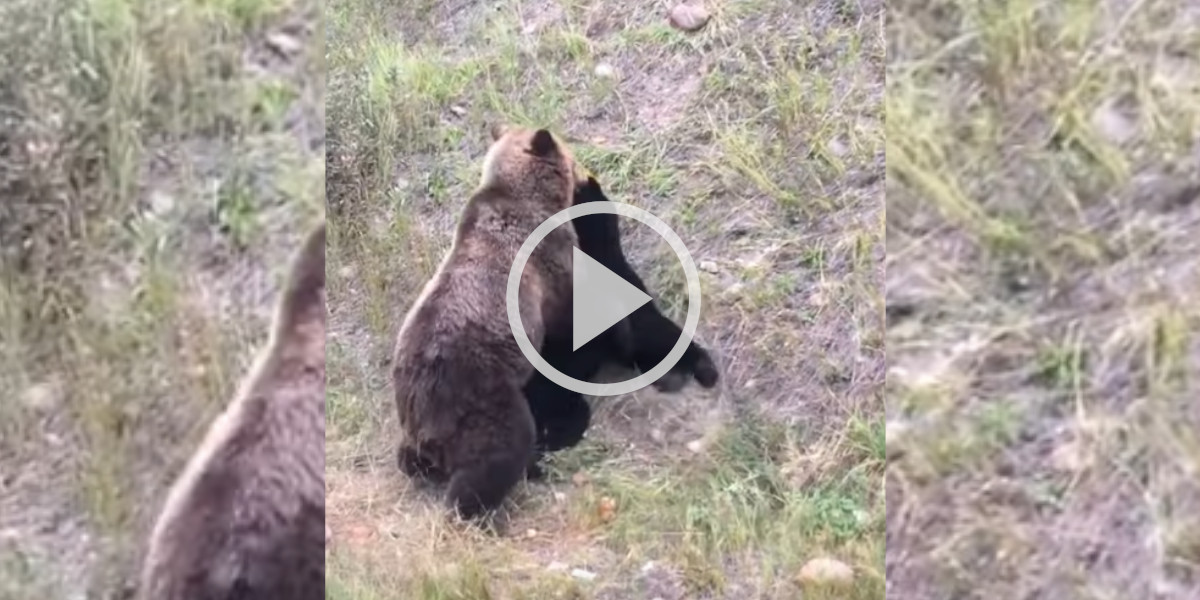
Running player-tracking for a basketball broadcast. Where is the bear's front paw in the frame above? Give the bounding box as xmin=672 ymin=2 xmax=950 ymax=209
xmin=689 ymin=345 xmax=719 ymax=388
xmin=648 ymin=342 xmax=719 ymax=392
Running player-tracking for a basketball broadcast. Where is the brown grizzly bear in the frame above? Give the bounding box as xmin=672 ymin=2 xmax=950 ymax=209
xmin=138 ymin=220 xmax=326 ymax=600
xmin=392 ymin=125 xmax=587 ymax=520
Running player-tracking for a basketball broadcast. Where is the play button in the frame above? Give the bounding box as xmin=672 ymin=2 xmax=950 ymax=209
xmin=506 ymin=200 xmax=703 ymax=398
xmin=571 ymin=247 xmax=652 ymax=351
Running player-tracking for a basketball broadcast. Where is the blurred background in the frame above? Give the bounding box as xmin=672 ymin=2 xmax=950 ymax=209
xmin=886 ymin=0 xmax=1200 ymax=597
xmin=0 ymin=0 xmax=323 ymax=597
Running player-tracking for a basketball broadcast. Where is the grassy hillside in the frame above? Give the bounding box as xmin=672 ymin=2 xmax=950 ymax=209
xmin=886 ymin=0 xmax=1200 ymax=597
xmin=0 ymin=0 xmax=323 ymax=597
xmin=325 ymin=0 xmax=885 ymax=598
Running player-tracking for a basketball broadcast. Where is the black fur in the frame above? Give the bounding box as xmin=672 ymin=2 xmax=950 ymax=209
xmin=523 ymin=176 xmax=719 ymax=465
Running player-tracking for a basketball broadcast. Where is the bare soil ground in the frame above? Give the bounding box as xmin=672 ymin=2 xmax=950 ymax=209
xmin=886 ymin=0 xmax=1200 ymax=597
xmin=0 ymin=0 xmax=323 ymax=597
xmin=326 ymin=0 xmax=884 ymax=598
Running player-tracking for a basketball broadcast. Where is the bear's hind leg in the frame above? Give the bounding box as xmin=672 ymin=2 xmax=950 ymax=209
xmin=538 ymin=392 xmax=591 ymax=453
xmin=525 ymin=375 xmax=592 ymax=453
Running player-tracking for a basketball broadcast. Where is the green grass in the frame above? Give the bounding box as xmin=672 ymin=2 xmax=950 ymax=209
xmin=326 ymin=1 xmax=884 ymax=596
xmin=327 ymin=420 xmax=883 ymax=599
xmin=886 ymin=0 xmax=1200 ymax=597
xmin=0 ymin=0 xmax=322 ymax=596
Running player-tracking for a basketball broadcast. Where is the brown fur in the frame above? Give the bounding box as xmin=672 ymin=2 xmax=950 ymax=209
xmin=392 ymin=126 xmax=584 ymax=519
xmin=138 ymin=220 xmax=326 ymax=600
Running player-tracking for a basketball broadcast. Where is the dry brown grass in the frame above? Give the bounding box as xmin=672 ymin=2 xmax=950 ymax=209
xmin=886 ymin=0 xmax=1200 ymax=597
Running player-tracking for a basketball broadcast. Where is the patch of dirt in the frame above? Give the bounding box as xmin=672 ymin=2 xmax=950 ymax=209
xmin=516 ymin=0 xmax=565 ymax=35
xmin=631 ymin=66 xmax=704 ymax=131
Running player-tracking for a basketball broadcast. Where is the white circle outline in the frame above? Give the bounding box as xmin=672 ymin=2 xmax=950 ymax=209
xmin=506 ymin=201 xmax=701 ymax=397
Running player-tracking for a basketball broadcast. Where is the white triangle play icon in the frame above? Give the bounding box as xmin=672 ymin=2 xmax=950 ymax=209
xmin=572 ymin=247 xmax=653 ymax=351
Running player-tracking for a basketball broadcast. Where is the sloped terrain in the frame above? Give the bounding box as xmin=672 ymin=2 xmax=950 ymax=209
xmin=887 ymin=0 xmax=1200 ymax=597
xmin=325 ymin=0 xmax=885 ymax=598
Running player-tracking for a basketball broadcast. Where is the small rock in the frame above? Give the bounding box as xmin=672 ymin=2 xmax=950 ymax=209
xmin=597 ymin=496 xmax=617 ymax=522
xmin=699 ymin=260 xmax=719 ymax=273
xmin=450 ymin=105 xmax=468 ymax=117
xmin=525 ymin=528 xmax=539 ymax=538
xmin=668 ymin=3 xmax=711 ymax=31
xmin=22 ymin=379 xmax=64 ymax=412
xmin=553 ymin=491 xmax=567 ymax=502
xmin=796 ymin=557 xmax=854 ymax=587
xmin=1091 ymin=100 xmax=1137 ymax=145
xmin=594 ymin=63 xmax=617 ymax=79
xmin=148 ymin=190 xmax=175 ymax=216
xmin=570 ymin=568 xmax=597 ymax=581
xmin=686 ymin=439 xmax=705 ymax=453
xmin=808 ymin=289 xmax=827 ymax=307
xmin=828 ymin=137 xmax=849 ymax=157
xmin=265 ymin=32 xmax=303 ymax=57
xmin=1050 ymin=439 xmax=1089 ymax=472
xmin=885 ymin=420 xmax=910 ymax=459
xmin=736 ymin=256 xmax=765 ymax=270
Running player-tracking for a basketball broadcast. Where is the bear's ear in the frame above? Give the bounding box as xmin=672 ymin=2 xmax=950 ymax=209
xmin=578 ymin=173 xmax=602 ymax=194
xmin=572 ymin=174 xmax=606 ymax=204
xmin=530 ymin=129 xmax=558 ymax=157
xmin=489 ymin=123 xmax=509 ymax=141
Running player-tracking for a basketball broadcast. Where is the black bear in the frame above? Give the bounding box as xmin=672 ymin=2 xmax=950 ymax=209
xmin=524 ymin=175 xmax=720 ymax=462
